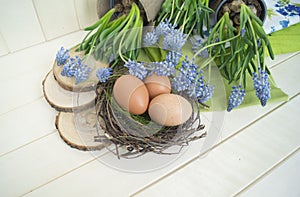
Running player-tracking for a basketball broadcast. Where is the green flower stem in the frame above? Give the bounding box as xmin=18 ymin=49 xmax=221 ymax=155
xmin=192 ymin=34 xmax=240 ymax=59
xmin=174 ymin=3 xmax=185 ymax=26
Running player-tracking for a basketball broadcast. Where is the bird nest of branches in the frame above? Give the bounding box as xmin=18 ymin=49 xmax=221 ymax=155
xmin=94 ymin=77 xmax=206 ymax=159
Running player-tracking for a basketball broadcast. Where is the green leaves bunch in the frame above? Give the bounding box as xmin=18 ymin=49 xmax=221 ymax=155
xmin=156 ymin=0 xmax=213 ymax=36
xmin=77 ymin=2 xmax=143 ymax=63
xmin=204 ymin=3 xmax=274 ymax=86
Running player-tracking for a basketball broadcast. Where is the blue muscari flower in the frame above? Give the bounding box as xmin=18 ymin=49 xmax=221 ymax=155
xmin=197 ymin=84 xmax=214 ymax=103
xmin=61 ymin=57 xmax=77 ymax=77
xmin=172 ymin=72 xmax=191 ymax=92
xmin=155 ymin=19 xmax=174 ymax=37
xmin=144 ymin=30 xmax=158 ymax=47
xmin=165 ymin=51 xmax=182 ymax=65
xmin=257 ymin=38 xmax=261 ymax=48
xmin=190 ymin=36 xmax=209 ymax=58
xmin=180 ymin=56 xmax=198 ymax=82
xmin=124 ymin=59 xmax=148 ymax=80
xmin=172 ymin=57 xmax=197 ymax=92
xmin=227 ymin=85 xmax=246 ymax=112
xmin=163 ymin=29 xmax=187 ymax=52
xmin=154 ymin=61 xmax=176 ymax=76
xmin=241 ymin=28 xmax=246 ymax=37
xmin=253 ymin=67 xmax=270 ymax=107
xmin=56 ymin=46 xmax=70 ymax=66
xmin=74 ymin=64 xmax=91 ymax=84
xmin=279 ymin=19 xmax=289 ymax=28
xmin=186 ymin=75 xmax=214 ymax=103
xmin=61 ymin=56 xmax=91 ymax=84
xmin=96 ymin=68 xmax=113 ymax=83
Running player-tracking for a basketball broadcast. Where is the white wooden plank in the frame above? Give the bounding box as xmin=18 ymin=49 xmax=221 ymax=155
xmin=0 ymin=30 xmax=86 ymax=83
xmin=240 ymin=149 xmax=300 ymax=197
xmin=17 ymin=54 xmax=300 ymax=196
xmin=10 ymin=113 xmax=211 ymax=196
xmin=133 ymin=95 xmax=300 ymax=197
xmin=0 ymin=132 xmax=101 ymax=197
xmin=0 ymin=98 xmax=56 ymax=156
xmin=265 ymin=51 xmax=300 ymax=68
xmin=0 ymin=31 xmax=86 ymax=115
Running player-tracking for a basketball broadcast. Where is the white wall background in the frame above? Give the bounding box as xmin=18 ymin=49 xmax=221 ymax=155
xmin=0 ymin=0 xmax=99 ymax=56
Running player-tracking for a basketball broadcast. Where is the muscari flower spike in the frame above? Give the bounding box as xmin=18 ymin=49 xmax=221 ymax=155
xmin=190 ymin=36 xmax=209 ymax=58
xmin=187 ymin=74 xmax=214 ymax=103
xmin=165 ymin=51 xmax=182 ymax=65
xmin=96 ymin=68 xmax=113 ymax=83
xmin=163 ymin=29 xmax=187 ymax=52
xmin=155 ymin=19 xmax=174 ymax=37
xmin=154 ymin=61 xmax=176 ymax=76
xmin=61 ymin=56 xmax=91 ymax=84
xmin=61 ymin=57 xmax=78 ymax=77
xmin=74 ymin=64 xmax=91 ymax=84
xmin=56 ymin=46 xmax=70 ymax=66
xmin=124 ymin=59 xmax=148 ymax=80
xmin=144 ymin=30 xmax=159 ymax=47
xmin=253 ymin=67 xmax=271 ymax=107
xmin=227 ymin=85 xmax=246 ymax=112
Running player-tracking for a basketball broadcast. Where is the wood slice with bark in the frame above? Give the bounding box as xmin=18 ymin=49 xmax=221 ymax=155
xmin=53 ymin=48 xmax=109 ymax=92
xmin=55 ymin=108 xmax=106 ymax=151
xmin=42 ymin=70 xmax=97 ymax=112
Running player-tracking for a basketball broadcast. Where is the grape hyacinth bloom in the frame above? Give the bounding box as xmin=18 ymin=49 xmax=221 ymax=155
xmin=187 ymin=75 xmax=214 ymax=103
xmin=74 ymin=64 xmax=91 ymax=84
xmin=190 ymin=35 xmax=209 ymax=58
xmin=61 ymin=56 xmax=91 ymax=84
xmin=154 ymin=61 xmax=176 ymax=76
xmin=241 ymin=28 xmax=246 ymax=37
xmin=172 ymin=72 xmax=191 ymax=92
xmin=144 ymin=31 xmax=158 ymax=47
xmin=253 ymin=67 xmax=270 ymax=107
xmin=56 ymin=47 xmax=70 ymax=66
xmin=172 ymin=57 xmax=198 ymax=92
xmin=163 ymin=29 xmax=187 ymax=52
xmin=166 ymin=51 xmax=182 ymax=65
xmin=155 ymin=19 xmax=174 ymax=37
xmin=124 ymin=60 xmax=148 ymax=80
xmin=61 ymin=57 xmax=78 ymax=77
xmin=96 ymin=68 xmax=113 ymax=83
xmin=227 ymin=85 xmax=246 ymax=112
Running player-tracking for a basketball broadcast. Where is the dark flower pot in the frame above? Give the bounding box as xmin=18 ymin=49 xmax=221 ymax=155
xmin=211 ymin=0 xmax=267 ymax=27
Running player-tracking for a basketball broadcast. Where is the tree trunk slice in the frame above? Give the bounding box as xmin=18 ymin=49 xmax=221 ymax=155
xmin=55 ymin=108 xmax=106 ymax=151
xmin=43 ymin=70 xmax=97 ymax=112
xmin=53 ymin=48 xmax=109 ymax=92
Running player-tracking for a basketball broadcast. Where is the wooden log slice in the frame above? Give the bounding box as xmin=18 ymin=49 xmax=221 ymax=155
xmin=42 ymin=70 xmax=97 ymax=112
xmin=53 ymin=48 xmax=108 ymax=92
xmin=55 ymin=108 xmax=106 ymax=151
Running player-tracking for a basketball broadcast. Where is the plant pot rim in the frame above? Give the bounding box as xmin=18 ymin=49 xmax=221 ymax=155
xmin=214 ymin=0 xmax=267 ymax=25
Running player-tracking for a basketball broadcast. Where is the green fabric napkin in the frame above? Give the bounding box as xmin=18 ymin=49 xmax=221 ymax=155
xmin=268 ymin=23 xmax=300 ymax=55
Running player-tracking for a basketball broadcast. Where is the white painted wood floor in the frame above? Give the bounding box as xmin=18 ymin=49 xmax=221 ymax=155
xmin=0 ymin=31 xmax=299 ymax=197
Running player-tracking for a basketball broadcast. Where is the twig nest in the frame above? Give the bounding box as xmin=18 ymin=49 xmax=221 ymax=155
xmin=148 ymin=94 xmax=192 ymax=126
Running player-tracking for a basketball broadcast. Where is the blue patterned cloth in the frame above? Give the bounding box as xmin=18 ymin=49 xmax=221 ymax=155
xmin=263 ymin=0 xmax=300 ymax=34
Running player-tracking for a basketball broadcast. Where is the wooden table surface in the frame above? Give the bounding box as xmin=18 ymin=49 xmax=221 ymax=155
xmin=0 ymin=30 xmax=299 ymax=197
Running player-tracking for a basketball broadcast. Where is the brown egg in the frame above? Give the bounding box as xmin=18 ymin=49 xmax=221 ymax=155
xmin=144 ymin=74 xmax=171 ymax=99
xmin=148 ymin=94 xmax=192 ymax=126
xmin=113 ymin=75 xmax=149 ymax=115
